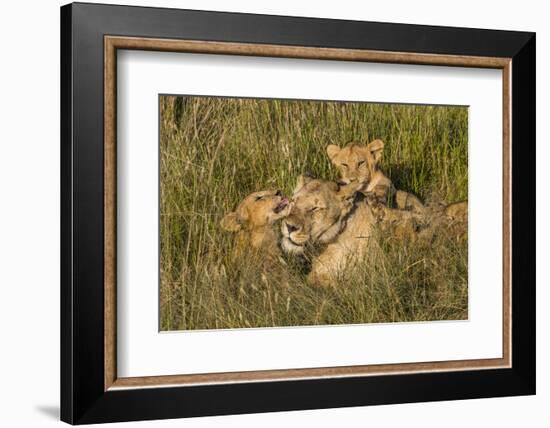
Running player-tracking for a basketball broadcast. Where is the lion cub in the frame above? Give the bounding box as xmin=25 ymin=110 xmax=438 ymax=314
xmin=327 ymin=140 xmax=425 ymax=213
xmin=435 ymin=200 xmax=468 ymax=241
xmin=220 ymin=190 xmax=290 ymax=262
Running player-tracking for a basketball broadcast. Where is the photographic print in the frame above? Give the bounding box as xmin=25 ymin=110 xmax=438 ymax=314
xmin=62 ymin=7 xmax=534 ymax=421
xmin=159 ymin=95 xmax=468 ymax=331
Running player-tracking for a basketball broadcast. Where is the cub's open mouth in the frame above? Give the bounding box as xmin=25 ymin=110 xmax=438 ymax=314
xmin=274 ymin=197 xmax=289 ymax=213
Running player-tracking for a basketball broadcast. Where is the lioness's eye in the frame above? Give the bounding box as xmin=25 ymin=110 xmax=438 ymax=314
xmin=341 ymin=163 xmax=348 ymax=168
xmin=309 ymin=207 xmax=321 ymax=213
xmin=358 ymin=160 xmax=365 ymax=167
xmin=255 ymin=196 xmax=264 ymax=201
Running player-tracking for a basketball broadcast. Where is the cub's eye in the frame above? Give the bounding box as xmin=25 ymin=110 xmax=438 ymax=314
xmin=255 ymin=196 xmax=264 ymax=201
xmin=309 ymin=207 xmax=322 ymax=213
xmin=358 ymin=160 xmax=365 ymax=167
xmin=341 ymin=163 xmax=348 ymax=168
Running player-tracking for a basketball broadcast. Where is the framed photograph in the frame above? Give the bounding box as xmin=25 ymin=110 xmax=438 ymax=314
xmin=60 ymin=2 xmax=535 ymax=424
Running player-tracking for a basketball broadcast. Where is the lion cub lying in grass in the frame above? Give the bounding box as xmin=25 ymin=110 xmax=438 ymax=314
xmin=221 ymin=189 xmax=290 ymax=263
xmin=327 ymin=139 xmax=467 ymax=241
xmin=327 ymin=139 xmax=425 ymax=213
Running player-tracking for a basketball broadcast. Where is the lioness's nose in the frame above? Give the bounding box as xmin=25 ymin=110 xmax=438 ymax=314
xmin=286 ymin=222 xmax=299 ymax=234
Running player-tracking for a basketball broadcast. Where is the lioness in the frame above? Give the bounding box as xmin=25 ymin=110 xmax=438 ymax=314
xmin=281 ymin=175 xmax=378 ymax=286
xmin=327 ymin=140 xmax=425 ymax=213
xmin=221 ymin=190 xmax=290 ymax=263
xmin=281 ymin=176 xmax=429 ymax=286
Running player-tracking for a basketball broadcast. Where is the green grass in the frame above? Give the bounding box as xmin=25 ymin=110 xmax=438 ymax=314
xmin=160 ymin=95 xmax=468 ymax=331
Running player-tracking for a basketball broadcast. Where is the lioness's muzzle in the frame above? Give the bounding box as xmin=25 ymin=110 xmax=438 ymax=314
xmin=285 ymin=221 xmax=299 ymax=234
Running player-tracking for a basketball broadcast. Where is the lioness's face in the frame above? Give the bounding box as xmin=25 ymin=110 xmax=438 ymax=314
xmin=326 ymin=140 xmax=385 ymax=185
xmin=221 ymin=190 xmax=290 ymax=232
xmin=280 ymin=176 xmax=352 ymax=255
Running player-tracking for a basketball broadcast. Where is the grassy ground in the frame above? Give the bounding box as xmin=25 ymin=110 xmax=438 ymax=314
xmin=159 ymin=95 xmax=468 ymax=331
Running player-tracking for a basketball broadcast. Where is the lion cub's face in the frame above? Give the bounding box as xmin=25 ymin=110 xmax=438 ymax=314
xmin=280 ymin=176 xmax=353 ymax=255
xmin=327 ymin=139 xmax=385 ymax=185
xmin=221 ymin=190 xmax=290 ymax=232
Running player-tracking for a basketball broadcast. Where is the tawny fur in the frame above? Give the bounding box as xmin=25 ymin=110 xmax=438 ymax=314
xmin=281 ymin=176 xmax=377 ymax=287
xmin=221 ymin=190 xmax=290 ymax=264
xmin=327 ymin=140 xmax=425 ymax=213
xmin=281 ymin=177 xmax=466 ymax=287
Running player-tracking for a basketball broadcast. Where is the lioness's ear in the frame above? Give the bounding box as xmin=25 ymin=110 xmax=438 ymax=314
xmin=293 ymin=174 xmax=313 ymax=193
xmin=338 ymin=189 xmax=357 ymax=216
xmin=337 ymin=182 xmax=358 ymax=202
xmin=326 ymin=145 xmax=341 ymax=163
xmin=367 ymin=139 xmax=385 ymax=164
xmin=220 ymin=212 xmax=242 ymax=232
xmin=327 ymin=181 xmax=340 ymax=192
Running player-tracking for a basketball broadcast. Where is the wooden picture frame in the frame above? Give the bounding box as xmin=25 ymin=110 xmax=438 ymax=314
xmin=61 ymin=2 xmax=535 ymax=424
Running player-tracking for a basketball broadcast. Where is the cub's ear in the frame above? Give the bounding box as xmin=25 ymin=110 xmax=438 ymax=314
xmin=220 ymin=212 xmax=242 ymax=232
xmin=326 ymin=144 xmax=341 ymax=162
xmin=367 ymin=139 xmax=385 ymax=164
xmin=293 ymin=174 xmax=314 ymax=194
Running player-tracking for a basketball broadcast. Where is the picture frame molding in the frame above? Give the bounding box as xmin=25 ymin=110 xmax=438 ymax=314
xmin=61 ymin=2 xmax=535 ymax=424
xmin=104 ymin=34 xmax=512 ymax=390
